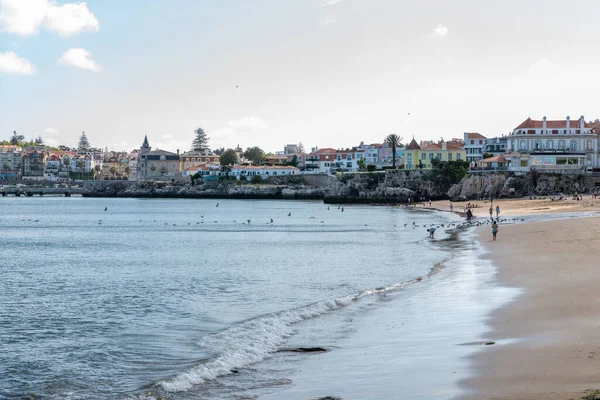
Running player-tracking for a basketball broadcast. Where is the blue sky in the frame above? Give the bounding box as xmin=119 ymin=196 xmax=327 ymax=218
xmin=2 ymin=0 xmax=600 ymax=153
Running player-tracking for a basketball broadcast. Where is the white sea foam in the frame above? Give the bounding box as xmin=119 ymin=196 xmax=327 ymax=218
xmin=157 ymin=281 xmax=420 ymax=392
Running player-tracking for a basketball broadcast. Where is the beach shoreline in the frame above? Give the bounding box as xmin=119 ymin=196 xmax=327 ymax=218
xmin=457 ymin=215 xmax=600 ymax=400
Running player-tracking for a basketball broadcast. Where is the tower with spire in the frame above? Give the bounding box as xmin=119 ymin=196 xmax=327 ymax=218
xmin=140 ymin=135 xmax=151 ymax=155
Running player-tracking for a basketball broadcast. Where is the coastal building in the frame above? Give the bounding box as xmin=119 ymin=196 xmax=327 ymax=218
xmin=304 ymin=147 xmax=336 ymax=174
xmin=21 ymin=149 xmax=47 ymax=180
xmin=43 ymin=154 xmax=62 ymax=181
xmin=229 ymin=165 xmax=300 ymax=181
xmin=357 ymin=142 xmax=381 ymax=166
xmin=484 ymin=136 xmax=508 ymax=156
xmin=100 ymin=155 xmax=129 ymax=180
xmin=506 ymin=116 xmax=600 ymax=172
xmin=128 ymin=150 xmax=139 ymax=181
xmin=0 ymin=145 xmax=22 ymax=178
xmin=464 ymin=132 xmax=487 ymax=164
xmin=137 ymin=136 xmax=181 ymax=180
xmin=179 ymin=150 xmax=220 ymax=171
xmin=378 ymin=143 xmax=405 ymax=167
xmin=332 ymin=149 xmax=365 ymax=172
xmin=404 ymin=139 xmax=466 ymax=170
xmin=284 ymin=144 xmax=299 ymax=155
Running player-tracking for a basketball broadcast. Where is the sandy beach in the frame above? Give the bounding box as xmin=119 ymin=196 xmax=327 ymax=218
xmin=431 ymin=195 xmax=600 ymax=218
xmin=458 ymin=215 xmax=600 ymax=400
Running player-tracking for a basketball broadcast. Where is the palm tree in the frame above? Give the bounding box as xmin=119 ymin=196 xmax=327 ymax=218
xmin=384 ymin=134 xmax=403 ymax=168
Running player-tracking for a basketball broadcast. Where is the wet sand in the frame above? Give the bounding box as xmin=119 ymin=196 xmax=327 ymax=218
xmin=430 ymin=196 xmax=600 ymax=218
xmin=459 ymin=218 xmax=600 ymax=400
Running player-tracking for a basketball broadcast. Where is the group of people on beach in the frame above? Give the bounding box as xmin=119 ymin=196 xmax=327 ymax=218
xmin=448 ymin=199 xmax=500 ymax=241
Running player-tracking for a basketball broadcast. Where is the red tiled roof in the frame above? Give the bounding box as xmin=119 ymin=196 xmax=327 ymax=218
xmin=405 ymin=139 xmax=421 ymax=150
xmin=515 ymin=117 xmax=595 ymax=130
xmin=465 ymin=132 xmax=486 ymax=139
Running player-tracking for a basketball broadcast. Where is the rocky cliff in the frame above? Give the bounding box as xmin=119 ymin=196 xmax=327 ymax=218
xmin=448 ymin=172 xmax=589 ymax=201
xmin=82 ymin=180 xmax=327 ymax=199
xmin=325 ymin=170 xmax=455 ymax=203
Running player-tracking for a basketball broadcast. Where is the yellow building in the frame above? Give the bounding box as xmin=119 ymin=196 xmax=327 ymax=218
xmin=404 ymin=139 xmax=466 ymax=170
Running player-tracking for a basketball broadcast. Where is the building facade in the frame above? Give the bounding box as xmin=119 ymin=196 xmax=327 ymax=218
xmin=506 ymin=116 xmax=599 ymax=172
xmin=137 ymin=136 xmax=181 ymax=180
xmin=404 ymin=139 xmax=466 ymax=170
xmin=464 ymin=132 xmax=487 ymax=164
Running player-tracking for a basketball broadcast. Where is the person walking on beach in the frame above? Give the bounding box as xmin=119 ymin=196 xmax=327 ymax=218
xmin=489 ymin=206 xmax=493 ymax=219
xmin=495 ymin=205 xmax=500 ymax=218
xmin=491 ymin=220 xmax=499 ymax=241
xmin=449 ymin=202 xmax=453 ymax=212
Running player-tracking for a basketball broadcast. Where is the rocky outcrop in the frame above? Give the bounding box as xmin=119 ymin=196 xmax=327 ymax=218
xmin=83 ymin=180 xmax=326 ymax=199
xmin=447 ymin=173 xmax=509 ymax=201
xmin=448 ymin=172 xmax=588 ymax=201
xmin=325 ymin=170 xmax=453 ymax=203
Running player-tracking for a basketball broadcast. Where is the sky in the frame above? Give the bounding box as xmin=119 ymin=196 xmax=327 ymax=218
xmin=2 ymin=0 xmax=600 ymax=153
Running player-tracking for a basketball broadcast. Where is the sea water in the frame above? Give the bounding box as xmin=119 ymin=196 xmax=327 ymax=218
xmin=0 ymin=197 xmax=501 ymax=399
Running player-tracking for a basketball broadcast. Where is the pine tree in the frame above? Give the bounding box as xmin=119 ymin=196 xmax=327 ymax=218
xmin=78 ymin=131 xmax=91 ymax=149
xmin=191 ymin=127 xmax=210 ymax=152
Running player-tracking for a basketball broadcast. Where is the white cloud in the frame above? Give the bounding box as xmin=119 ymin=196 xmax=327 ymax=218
xmin=320 ymin=0 xmax=343 ymax=6
xmin=228 ymin=116 xmax=268 ymax=131
xmin=0 ymin=51 xmax=36 ymax=74
xmin=432 ymin=24 xmax=449 ymax=37
xmin=57 ymin=48 xmax=102 ymax=72
xmin=0 ymin=0 xmax=99 ymax=37
xmin=44 ymin=127 xmax=58 ymax=134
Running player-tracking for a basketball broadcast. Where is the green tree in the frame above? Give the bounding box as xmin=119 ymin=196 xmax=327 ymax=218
xmin=10 ymin=131 xmax=24 ymax=145
xmin=244 ymin=146 xmax=265 ymax=166
xmin=220 ymin=149 xmax=238 ymax=166
xmin=58 ymin=145 xmax=70 ymax=151
xmin=357 ymin=157 xmax=366 ymax=171
xmin=482 ymin=152 xmax=494 ymax=159
xmin=251 ymin=175 xmax=263 ymax=184
xmin=34 ymin=135 xmax=44 ymax=145
xmin=384 ymin=134 xmax=403 ymax=168
xmin=78 ymin=131 xmax=90 ymax=149
xmin=191 ymin=127 xmax=210 ymax=152
xmin=297 ymin=142 xmax=305 ymax=154
xmin=109 ymin=166 xmax=116 ymax=179
xmin=213 ymin=147 xmax=225 ymax=155
xmin=290 ymin=154 xmax=299 ymax=167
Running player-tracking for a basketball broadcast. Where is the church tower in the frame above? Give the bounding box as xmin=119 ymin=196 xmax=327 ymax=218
xmin=140 ymin=135 xmax=151 ymax=154
xmin=138 ymin=135 xmax=152 ymax=181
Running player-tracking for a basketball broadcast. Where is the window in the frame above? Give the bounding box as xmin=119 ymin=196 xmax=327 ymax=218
xmin=470 ymin=140 xmax=474 ymax=144
xmin=346 ymin=162 xmax=352 ymax=168
xmin=520 ymin=139 xmax=526 ymax=150
xmin=547 ymin=140 xmax=553 ymax=149
xmin=421 ymin=153 xmax=426 ymax=160
xmin=429 ymin=153 xmax=434 ymax=160
xmin=448 ymin=153 xmax=453 ymax=161
xmin=558 ymin=140 xmax=565 ymax=149
xmin=456 ymin=153 xmax=461 ymax=160
xmin=587 ymin=139 xmax=593 ymax=150
xmin=407 ymin=154 xmax=412 ymax=162
xmin=479 ymin=140 xmax=483 ymax=144
xmin=436 ymin=153 xmax=442 ymax=159
xmin=520 ymin=160 xmax=528 ymax=167
xmin=570 ymin=140 xmax=577 ymax=151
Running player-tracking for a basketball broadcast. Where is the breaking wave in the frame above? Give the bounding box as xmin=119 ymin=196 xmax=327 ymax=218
xmin=157 ymin=260 xmax=449 ymax=393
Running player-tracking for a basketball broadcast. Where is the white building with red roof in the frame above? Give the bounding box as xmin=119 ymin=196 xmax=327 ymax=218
xmin=506 ymin=115 xmax=600 ymax=172
xmin=464 ymin=132 xmax=487 ymax=164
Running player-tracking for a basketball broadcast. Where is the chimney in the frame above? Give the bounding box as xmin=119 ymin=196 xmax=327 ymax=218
xmin=566 ymin=116 xmax=571 ymax=132
xmin=177 ymin=149 xmax=179 ymax=155
xmin=580 ymin=115 xmax=585 ymax=130
xmin=543 ymin=116 xmax=547 ymax=133
xmin=441 ymin=140 xmax=447 ymax=151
